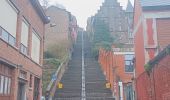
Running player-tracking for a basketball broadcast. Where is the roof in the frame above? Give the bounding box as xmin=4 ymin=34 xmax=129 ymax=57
xmin=140 ymin=0 xmax=170 ymax=7
xmin=126 ymin=0 xmax=133 ymax=12
xmin=30 ymin=0 xmax=50 ymax=24
xmin=147 ymin=45 xmax=170 ymax=70
xmin=140 ymin=0 xmax=170 ymax=10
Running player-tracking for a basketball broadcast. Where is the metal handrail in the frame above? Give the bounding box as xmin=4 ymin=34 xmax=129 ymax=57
xmin=45 ymin=54 xmax=69 ymax=98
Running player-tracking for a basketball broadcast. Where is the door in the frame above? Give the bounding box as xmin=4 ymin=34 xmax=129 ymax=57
xmin=33 ymin=77 xmax=40 ymax=100
xmin=125 ymin=83 xmax=133 ymax=100
xmin=17 ymin=82 xmax=26 ymax=100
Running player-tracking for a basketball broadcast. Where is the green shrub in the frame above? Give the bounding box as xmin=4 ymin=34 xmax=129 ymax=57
xmin=44 ymin=51 xmax=55 ymax=58
xmin=144 ymin=63 xmax=152 ymax=72
xmin=91 ymin=18 xmax=115 ymax=59
xmin=42 ymin=58 xmax=61 ymax=95
xmin=44 ymin=58 xmax=61 ymax=69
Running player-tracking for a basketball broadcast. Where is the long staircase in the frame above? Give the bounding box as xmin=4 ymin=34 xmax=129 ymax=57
xmin=54 ymin=32 xmax=114 ymax=100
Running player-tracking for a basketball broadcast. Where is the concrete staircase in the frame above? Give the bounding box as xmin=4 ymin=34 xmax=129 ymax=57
xmin=53 ymin=32 xmax=114 ymax=100
xmin=84 ymin=33 xmax=114 ymax=100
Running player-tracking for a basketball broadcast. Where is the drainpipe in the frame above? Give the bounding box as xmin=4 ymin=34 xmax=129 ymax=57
xmin=119 ymin=81 xmax=124 ymax=100
xmin=132 ymin=58 xmax=137 ymax=100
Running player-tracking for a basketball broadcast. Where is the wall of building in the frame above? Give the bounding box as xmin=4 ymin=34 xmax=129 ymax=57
xmin=136 ymin=55 xmax=170 ymax=100
xmin=99 ymin=49 xmax=134 ymax=100
xmin=157 ymin=19 xmax=170 ymax=51
xmin=44 ymin=6 xmax=77 ymax=59
xmin=134 ymin=0 xmax=170 ymax=99
xmin=133 ymin=0 xmax=146 ymax=77
xmin=0 ymin=0 xmax=46 ymax=100
xmin=89 ymin=0 xmax=133 ymax=46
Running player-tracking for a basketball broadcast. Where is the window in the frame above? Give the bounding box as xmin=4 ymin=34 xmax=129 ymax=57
xmin=0 ymin=76 xmax=4 ymax=94
xmin=125 ymin=54 xmax=134 ymax=72
xmin=9 ymin=34 xmax=16 ymax=46
xmin=31 ymin=31 xmax=41 ymax=64
xmin=0 ymin=0 xmax=18 ymax=46
xmin=20 ymin=19 xmax=29 ymax=55
xmin=1 ymin=29 xmax=8 ymax=42
xmin=7 ymin=78 xmax=11 ymax=94
xmin=20 ymin=44 xmax=27 ymax=55
xmin=0 ymin=64 xmax=12 ymax=95
xmin=1 ymin=28 xmax=16 ymax=46
xmin=19 ymin=71 xmax=27 ymax=79
xmin=4 ymin=77 xmax=8 ymax=94
xmin=0 ymin=75 xmax=11 ymax=95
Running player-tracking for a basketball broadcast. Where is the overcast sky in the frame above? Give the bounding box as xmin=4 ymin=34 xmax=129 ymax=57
xmin=47 ymin=0 xmax=134 ymax=29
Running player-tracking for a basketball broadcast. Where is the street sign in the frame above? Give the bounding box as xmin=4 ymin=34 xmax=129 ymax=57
xmin=58 ymin=83 xmax=63 ymax=89
xmin=106 ymin=83 xmax=111 ymax=89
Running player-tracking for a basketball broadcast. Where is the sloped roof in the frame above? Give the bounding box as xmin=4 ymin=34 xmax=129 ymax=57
xmin=126 ymin=0 xmax=133 ymax=12
xmin=146 ymin=45 xmax=170 ymax=71
xmin=140 ymin=0 xmax=170 ymax=7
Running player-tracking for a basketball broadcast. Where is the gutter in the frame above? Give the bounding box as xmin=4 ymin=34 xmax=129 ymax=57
xmin=30 ymin=0 xmax=50 ymax=24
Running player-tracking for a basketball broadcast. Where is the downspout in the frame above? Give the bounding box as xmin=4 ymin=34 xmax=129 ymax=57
xmin=152 ymin=64 xmax=157 ymax=100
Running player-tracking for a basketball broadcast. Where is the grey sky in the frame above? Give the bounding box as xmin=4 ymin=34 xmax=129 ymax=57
xmin=47 ymin=0 xmax=134 ymax=29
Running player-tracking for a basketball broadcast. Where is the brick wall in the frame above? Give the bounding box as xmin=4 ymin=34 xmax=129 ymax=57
xmin=0 ymin=0 xmax=46 ymax=100
xmin=99 ymin=49 xmax=133 ymax=99
xmin=157 ymin=19 xmax=170 ymax=51
xmin=136 ymin=55 xmax=170 ymax=100
xmin=133 ymin=0 xmax=146 ymax=77
xmin=44 ymin=6 xmax=74 ymax=59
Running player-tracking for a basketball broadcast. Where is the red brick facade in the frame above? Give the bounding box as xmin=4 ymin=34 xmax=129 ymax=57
xmin=0 ymin=0 xmax=49 ymax=100
xmin=134 ymin=0 xmax=170 ymax=78
xmin=133 ymin=0 xmax=170 ymax=99
xmin=136 ymin=54 xmax=170 ymax=100
xmin=99 ymin=48 xmax=134 ymax=100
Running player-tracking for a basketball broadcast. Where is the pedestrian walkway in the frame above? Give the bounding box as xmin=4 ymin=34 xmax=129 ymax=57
xmin=53 ymin=32 xmax=114 ymax=100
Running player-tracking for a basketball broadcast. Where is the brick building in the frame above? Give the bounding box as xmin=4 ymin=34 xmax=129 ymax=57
xmin=87 ymin=0 xmax=134 ymax=47
xmin=133 ymin=0 xmax=170 ymax=99
xmin=133 ymin=0 xmax=170 ymax=77
xmin=0 ymin=0 xmax=49 ymax=100
xmin=99 ymin=47 xmax=134 ymax=100
xmin=125 ymin=0 xmax=134 ymax=46
xmin=136 ymin=45 xmax=170 ymax=100
xmin=44 ymin=6 xmax=77 ymax=59
xmin=95 ymin=1 xmax=135 ymax=100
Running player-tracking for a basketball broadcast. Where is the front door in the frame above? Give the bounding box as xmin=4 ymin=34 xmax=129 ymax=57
xmin=17 ymin=81 xmax=26 ymax=100
xmin=125 ymin=83 xmax=133 ymax=100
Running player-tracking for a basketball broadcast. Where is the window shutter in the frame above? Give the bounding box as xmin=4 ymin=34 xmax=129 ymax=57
xmin=31 ymin=31 xmax=40 ymax=63
xmin=0 ymin=0 xmax=18 ymax=38
xmin=21 ymin=20 xmax=29 ymax=46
